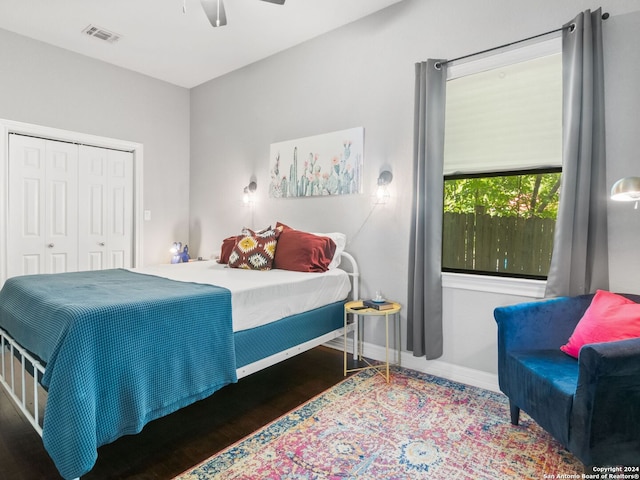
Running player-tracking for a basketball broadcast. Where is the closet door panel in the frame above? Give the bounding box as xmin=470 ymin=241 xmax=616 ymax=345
xmin=48 ymin=253 xmax=72 ymax=274
xmin=45 ymin=140 xmax=78 ymax=273
xmin=8 ymin=135 xmax=46 ymax=277
xmin=20 ymin=255 xmax=41 ymax=275
xmin=78 ymin=146 xmax=133 ymax=270
xmin=8 ymin=136 xmax=78 ymax=277
xmin=89 ymin=184 xmax=105 ymax=235
xmin=22 ymin=178 xmax=42 ymax=237
xmin=110 ymin=251 xmax=126 ymax=269
xmin=106 ymin=150 xmax=133 ymax=269
xmin=78 ymin=146 xmax=107 ymax=270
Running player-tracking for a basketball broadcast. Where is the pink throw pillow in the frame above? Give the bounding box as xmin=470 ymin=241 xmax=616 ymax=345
xmin=560 ymin=290 xmax=640 ymax=358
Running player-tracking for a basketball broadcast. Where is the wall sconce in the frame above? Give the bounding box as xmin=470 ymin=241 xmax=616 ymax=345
xmin=242 ymin=180 xmax=257 ymax=206
xmin=376 ymin=170 xmax=393 ymax=204
xmin=611 ymin=176 xmax=640 ymax=209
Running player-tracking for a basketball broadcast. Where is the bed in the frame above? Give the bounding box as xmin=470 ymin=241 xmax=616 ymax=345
xmin=0 ymin=227 xmax=359 ymax=480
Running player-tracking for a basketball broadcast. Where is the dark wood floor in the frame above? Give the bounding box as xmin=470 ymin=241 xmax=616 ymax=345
xmin=0 ymin=346 xmax=349 ymax=480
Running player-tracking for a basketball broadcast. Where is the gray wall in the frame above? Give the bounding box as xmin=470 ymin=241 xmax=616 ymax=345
xmin=604 ymin=9 xmax=640 ymax=292
xmin=190 ymin=0 xmax=640 ymax=377
xmin=0 ymin=28 xmax=191 ymax=266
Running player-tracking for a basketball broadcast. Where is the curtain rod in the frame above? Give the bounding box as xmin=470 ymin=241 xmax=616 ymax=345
xmin=435 ymin=11 xmax=609 ymax=69
xmin=8 ymin=132 xmax=135 ymax=154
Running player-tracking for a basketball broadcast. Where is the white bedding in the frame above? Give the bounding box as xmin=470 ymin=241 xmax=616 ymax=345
xmin=131 ymin=261 xmax=351 ymax=332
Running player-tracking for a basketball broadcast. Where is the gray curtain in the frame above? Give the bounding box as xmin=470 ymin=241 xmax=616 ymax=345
xmin=407 ymin=60 xmax=447 ymax=359
xmin=545 ymin=8 xmax=609 ymax=297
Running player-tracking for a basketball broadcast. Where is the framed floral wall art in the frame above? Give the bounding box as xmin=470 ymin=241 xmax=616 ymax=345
xmin=269 ymin=127 xmax=364 ymax=198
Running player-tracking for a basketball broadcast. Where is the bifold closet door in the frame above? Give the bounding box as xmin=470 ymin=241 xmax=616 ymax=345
xmin=78 ymin=145 xmax=133 ymax=270
xmin=8 ymin=135 xmax=79 ymax=277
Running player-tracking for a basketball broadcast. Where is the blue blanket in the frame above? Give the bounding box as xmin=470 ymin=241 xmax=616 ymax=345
xmin=0 ymin=269 xmax=235 ymax=480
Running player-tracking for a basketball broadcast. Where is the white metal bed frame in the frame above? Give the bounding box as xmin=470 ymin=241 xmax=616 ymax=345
xmin=0 ymin=328 xmax=46 ymax=435
xmin=0 ymin=251 xmax=359 ymax=479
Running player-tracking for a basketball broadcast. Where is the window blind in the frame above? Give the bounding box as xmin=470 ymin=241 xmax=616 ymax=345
xmin=443 ymin=40 xmax=562 ymax=175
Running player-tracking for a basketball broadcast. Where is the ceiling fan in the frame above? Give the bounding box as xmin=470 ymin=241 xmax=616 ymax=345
xmin=198 ymin=0 xmax=286 ymax=28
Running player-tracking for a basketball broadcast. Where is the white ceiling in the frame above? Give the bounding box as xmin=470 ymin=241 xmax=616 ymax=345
xmin=0 ymin=0 xmax=404 ymax=88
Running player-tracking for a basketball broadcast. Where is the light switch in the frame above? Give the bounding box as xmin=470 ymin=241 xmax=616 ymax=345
xmin=143 ymin=210 xmax=151 ymax=221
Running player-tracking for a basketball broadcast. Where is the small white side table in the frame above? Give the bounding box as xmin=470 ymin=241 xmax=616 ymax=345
xmin=343 ymin=300 xmax=401 ymax=383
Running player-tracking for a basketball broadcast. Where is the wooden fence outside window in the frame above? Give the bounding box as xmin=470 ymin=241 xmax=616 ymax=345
xmin=442 ymin=212 xmax=556 ymax=277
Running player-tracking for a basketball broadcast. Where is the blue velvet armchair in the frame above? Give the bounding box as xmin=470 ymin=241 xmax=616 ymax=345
xmin=494 ymin=294 xmax=640 ymax=466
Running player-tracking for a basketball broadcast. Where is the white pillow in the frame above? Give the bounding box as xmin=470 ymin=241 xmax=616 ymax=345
xmin=312 ymin=232 xmax=346 ymax=270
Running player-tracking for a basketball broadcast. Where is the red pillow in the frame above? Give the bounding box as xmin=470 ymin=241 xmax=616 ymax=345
xmin=273 ymin=222 xmax=336 ymax=272
xmin=218 ymin=235 xmax=241 ymax=264
xmin=560 ymin=290 xmax=640 ymax=358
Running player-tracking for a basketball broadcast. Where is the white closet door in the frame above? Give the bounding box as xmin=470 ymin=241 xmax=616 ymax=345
xmin=78 ymin=145 xmax=108 ymax=270
xmin=8 ymin=136 xmax=78 ymax=277
xmin=46 ymin=140 xmax=79 ymax=273
xmin=78 ymin=145 xmax=133 ymax=270
xmin=106 ymin=149 xmax=133 ymax=269
xmin=8 ymin=135 xmax=46 ymax=277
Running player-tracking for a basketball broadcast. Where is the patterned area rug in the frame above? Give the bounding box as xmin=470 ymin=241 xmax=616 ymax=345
xmin=175 ymin=367 xmax=583 ymax=479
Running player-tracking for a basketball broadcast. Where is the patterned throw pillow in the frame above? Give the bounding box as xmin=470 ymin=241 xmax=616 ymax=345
xmin=228 ymin=227 xmax=281 ymax=270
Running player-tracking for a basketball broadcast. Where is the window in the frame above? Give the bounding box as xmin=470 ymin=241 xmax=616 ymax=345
xmin=442 ymin=39 xmax=562 ymax=279
xmin=443 ymin=169 xmax=561 ymax=279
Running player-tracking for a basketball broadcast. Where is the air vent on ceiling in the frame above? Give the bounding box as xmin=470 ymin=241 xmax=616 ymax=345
xmin=82 ymin=24 xmax=121 ymax=44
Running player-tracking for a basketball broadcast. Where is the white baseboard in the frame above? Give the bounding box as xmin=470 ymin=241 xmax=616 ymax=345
xmin=325 ymin=337 xmax=500 ymax=393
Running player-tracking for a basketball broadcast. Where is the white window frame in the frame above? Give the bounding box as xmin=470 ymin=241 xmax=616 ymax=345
xmin=443 ymin=35 xmax=562 ymax=296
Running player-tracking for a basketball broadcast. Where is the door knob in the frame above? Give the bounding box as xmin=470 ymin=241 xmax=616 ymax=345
xmin=47 ymin=243 xmax=54 ymax=248
xmin=98 ymin=242 xmax=105 ymax=247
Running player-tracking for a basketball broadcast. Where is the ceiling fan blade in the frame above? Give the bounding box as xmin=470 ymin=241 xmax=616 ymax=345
xmin=260 ymin=0 xmax=285 ymax=4
xmin=200 ymin=0 xmax=227 ymax=27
